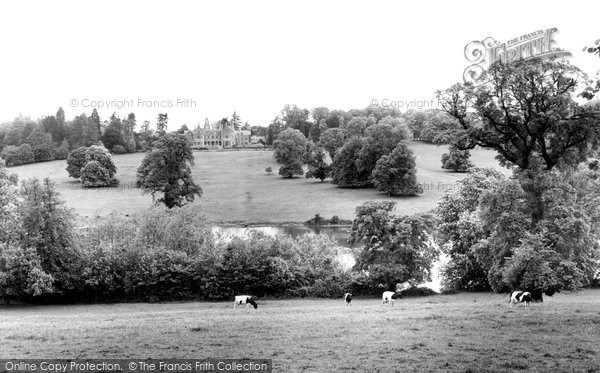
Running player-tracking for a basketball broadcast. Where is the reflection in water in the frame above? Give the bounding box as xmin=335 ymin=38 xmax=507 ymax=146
xmin=213 ymin=225 xmax=355 ymax=270
xmin=213 ymin=225 xmax=445 ymax=292
xmin=213 ymin=225 xmax=353 ymax=247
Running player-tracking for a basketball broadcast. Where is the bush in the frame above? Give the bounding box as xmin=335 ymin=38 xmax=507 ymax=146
xmin=0 ymin=244 xmax=55 ymax=301
xmin=112 ymin=145 xmax=127 ymax=154
xmin=81 ymin=160 xmax=119 ymax=187
xmin=400 ymin=286 xmax=437 ymax=297
xmin=441 ymin=146 xmax=474 ymax=172
xmin=66 ymin=147 xmax=88 ymax=178
xmin=278 ymin=161 xmax=304 ymax=178
xmin=80 ymin=146 xmax=119 ymax=188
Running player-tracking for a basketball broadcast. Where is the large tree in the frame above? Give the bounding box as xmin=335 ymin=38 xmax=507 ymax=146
xmin=17 ymin=177 xmax=78 ymax=292
xmin=273 ymin=128 xmax=308 ymax=165
xmin=437 ymin=57 xmax=600 ymax=222
xmin=437 ymin=57 xmax=600 ymax=295
xmin=282 ymin=105 xmax=311 ymax=137
xmin=372 ymin=141 xmax=422 ymax=196
xmin=318 ymin=128 xmax=349 ymax=160
xmin=136 ymin=133 xmax=202 ymax=208
xmin=349 ymin=201 xmax=438 ymax=288
xmin=305 ymin=146 xmax=331 ymax=182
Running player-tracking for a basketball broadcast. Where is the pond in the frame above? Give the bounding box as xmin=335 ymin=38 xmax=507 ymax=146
xmin=213 ymin=225 xmax=353 ymax=247
xmin=212 ymin=225 xmax=446 ymax=292
xmin=213 ymin=225 xmax=356 ymax=269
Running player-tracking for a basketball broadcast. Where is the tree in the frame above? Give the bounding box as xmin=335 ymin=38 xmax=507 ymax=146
xmin=156 ymin=114 xmax=168 ymax=136
xmin=580 ymin=38 xmax=600 ymax=100
xmin=349 ymin=201 xmax=439 ymax=287
xmin=17 ymin=177 xmax=78 ymax=292
xmin=121 ymin=113 xmax=137 ymax=152
xmin=330 ymin=137 xmax=370 ymax=187
xmin=101 ymin=114 xmax=125 ymax=151
xmin=305 ymin=146 xmax=331 ymax=182
xmin=0 ymin=245 xmax=55 ymax=300
xmin=282 ymin=105 xmax=310 ymax=137
xmin=266 ymin=117 xmax=285 ymax=145
xmin=90 ymin=108 xmax=102 ymax=141
xmin=437 ymin=58 xmax=600 ymax=295
xmin=437 ymin=58 xmax=600 ymax=222
xmin=4 ymin=125 xmax=22 ymax=146
xmin=231 ymin=112 xmax=241 ymax=131
xmin=53 ymin=139 xmax=70 ymax=160
xmin=318 ymin=128 xmax=349 ymax=159
xmin=68 ymin=113 xmax=97 ymax=148
xmin=25 ymin=125 xmax=54 ymax=162
xmin=441 ymin=145 xmax=474 ymax=172
xmin=136 ymin=133 xmax=202 ymax=208
xmin=343 ymin=117 xmax=370 ymax=137
xmin=435 ymin=168 xmax=505 ymax=291
xmin=80 ymin=146 xmax=119 ymax=188
xmin=41 ymin=115 xmax=63 ymax=143
xmin=273 ymin=128 xmax=308 ymax=165
xmin=355 ymin=122 xmax=411 ymax=185
xmin=0 ymin=158 xmax=19 ymax=244
xmin=278 ymin=161 xmax=304 ymax=178
xmin=372 ymin=141 xmax=423 ymax=196
xmin=311 ymin=107 xmax=330 ymax=127
xmin=66 ymin=147 xmax=87 ymax=178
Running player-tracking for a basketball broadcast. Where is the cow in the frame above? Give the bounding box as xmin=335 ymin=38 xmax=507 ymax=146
xmin=343 ymin=293 xmax=352 ymax=306
xmin=382 ymin=291 xmax=401 ymax=306
xmin=509 ymin=291 xmax=532 ymax=307
xmin=233 ymin=295 xmax=258 ymax=309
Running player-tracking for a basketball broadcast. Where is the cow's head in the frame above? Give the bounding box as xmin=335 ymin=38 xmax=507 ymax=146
xmin=247 ymin=297 xmax=258 ymax=309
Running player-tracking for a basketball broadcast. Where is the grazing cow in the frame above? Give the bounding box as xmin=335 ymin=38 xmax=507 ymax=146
xmin=343 ymin=293 xmax=352 ymax=306
xmin=382 ymin=291 xmax=401 ymax=306
xmin=233 ymin=295 xmax=258 ymax=309
xmin=509 ymin=291 xmax=532 ymax=307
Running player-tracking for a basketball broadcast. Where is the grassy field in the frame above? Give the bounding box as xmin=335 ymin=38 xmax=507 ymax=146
xmin=7 ymin=142 xmax=510 ymax=224
xmin=2 ymin=290 xmax=600 ymax=371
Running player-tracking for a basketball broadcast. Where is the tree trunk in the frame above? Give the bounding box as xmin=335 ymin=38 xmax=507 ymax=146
xmin=518 ymin=170 xmax=545 ymax=227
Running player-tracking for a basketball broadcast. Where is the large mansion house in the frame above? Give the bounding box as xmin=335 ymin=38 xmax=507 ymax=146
xmin=190 ymin=118 xmax=251 ymax=149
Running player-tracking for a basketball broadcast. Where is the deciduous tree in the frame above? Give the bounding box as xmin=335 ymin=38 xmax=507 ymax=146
xmin=136 ymin=133 xmax=202 ymax=208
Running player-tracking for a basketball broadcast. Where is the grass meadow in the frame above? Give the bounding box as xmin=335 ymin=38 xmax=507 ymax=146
xmin=2 ymin=291 xmax=600 ymax=371
xmin=7 ymin=142 xmax=510 ymax=224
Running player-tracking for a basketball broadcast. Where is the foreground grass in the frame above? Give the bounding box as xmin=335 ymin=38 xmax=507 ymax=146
xmin=2 ymin=290 xmax=599 ymax=372
xmin=7 ymin=143 xmax=509 ymax=223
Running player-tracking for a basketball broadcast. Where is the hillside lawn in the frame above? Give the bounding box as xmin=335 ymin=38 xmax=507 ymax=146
xmin=2 ymin=290 xmax=600 ymax=371
xmin=7 ymin=142 xmax=510 ymax=224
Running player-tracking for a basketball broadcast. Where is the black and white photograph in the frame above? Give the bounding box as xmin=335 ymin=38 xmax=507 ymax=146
xmin=1 ymin=1 xmax=600 ymax=371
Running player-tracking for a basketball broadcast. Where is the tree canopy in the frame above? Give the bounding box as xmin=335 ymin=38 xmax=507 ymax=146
xmin=136 ymin=133 xmax=202 ymax=208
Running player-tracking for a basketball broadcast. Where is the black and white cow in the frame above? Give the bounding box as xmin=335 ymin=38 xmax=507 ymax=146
xmin=343 ymin=293 xmax=352 ymax=306
xmin=509 ymin=291 xmax=532 ymax=307
xmin=382 ymin=291 xmax=401 ymax=306
xmin=233 ymin=295 xmax=258 ymax=309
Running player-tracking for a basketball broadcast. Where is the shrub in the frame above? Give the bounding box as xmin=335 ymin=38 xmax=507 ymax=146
xmin=81 ymin=161 xmax=119 ymax=187
xmin=0 ymin=244 xmax=55 ymax=301
xmin=80 ymin=146 xmax=118 ymax=188
xmin=400 ymin=286 xmax=437 ymax=297
xmin=112 ymin=145 xmax=127 ymax=154
xmin=66 ymin=147 xmax=88 ymax=178
xmin=278 ymin=161 xmax=304 ymax=178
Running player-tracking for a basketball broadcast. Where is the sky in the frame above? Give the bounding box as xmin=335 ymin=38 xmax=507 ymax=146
xmin=0 ymin=0 xmax=598 ymax=130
